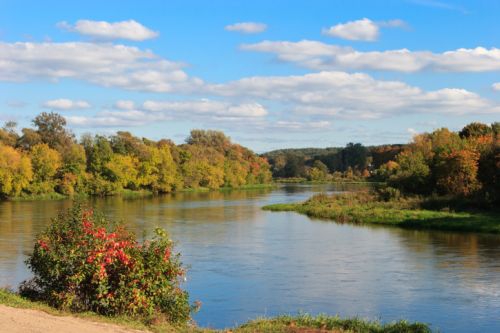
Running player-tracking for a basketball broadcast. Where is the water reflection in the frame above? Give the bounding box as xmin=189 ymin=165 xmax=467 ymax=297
xmin=0 ymin=184 xmax=499 ymax=332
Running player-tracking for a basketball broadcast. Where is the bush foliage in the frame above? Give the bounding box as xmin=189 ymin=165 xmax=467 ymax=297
xmin=20 ymin=205 xmax=193 ymax=324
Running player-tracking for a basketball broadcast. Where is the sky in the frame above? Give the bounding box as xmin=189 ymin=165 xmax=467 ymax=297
xmin=0 ymin=0 xmax=499 ymax=152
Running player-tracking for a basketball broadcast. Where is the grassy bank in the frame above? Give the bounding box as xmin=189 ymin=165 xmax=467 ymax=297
xmin=0 ymin=289 xmax=431 ymax=333
xmin=273 ymin=177 xmax=380 ymax=185
xmin=263 ymin=192 xmax=500 ymax=233
xmin=5 ymin=184 xmax=277 ymax=202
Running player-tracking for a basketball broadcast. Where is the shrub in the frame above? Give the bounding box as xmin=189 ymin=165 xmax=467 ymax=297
xmin=20 ymin=205 xmax=193 ymax=324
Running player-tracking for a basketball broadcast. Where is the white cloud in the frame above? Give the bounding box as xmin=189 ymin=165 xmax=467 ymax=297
xmin=241 ymin=40 xmax=500 ymax=72
xmin=67 ymin=99 xmax=268 ymax=128
xmin=407 ymin=128 xmax=418 ymax=135
xmin=207 ymin=71 xmax=499 ymax=119
xmin=493 ymin=82 xmax=500 ymax=91
xmin=42 ymin=98 xmax=91 ymax=110
xmin=58 ymin=20 xmax=158 ymax=41
xmin=114 ymin=100 xmax=136 ymax=110
xmin=142 ymin=100 xmax=267 ymax=118
xmin=0 ymin=41 xmax=203 ymax=92
xmin=323 ymin=18 xmax=380 ymax=41
xmin=225 ymin=22 xmax=267 ymax=34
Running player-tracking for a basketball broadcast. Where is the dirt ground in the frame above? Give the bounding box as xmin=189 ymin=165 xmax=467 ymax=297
xmin=0 ymin=304 xmax=147 ymax=333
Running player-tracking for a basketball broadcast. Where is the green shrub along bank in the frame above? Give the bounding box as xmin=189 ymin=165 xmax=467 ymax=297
xmin=20 ymin=205 xmax=194 ymax=324
xmin=263 ymin=191 xmax=500 ymax=234
xmin=0 ymin=113 xmax=272 ymax=200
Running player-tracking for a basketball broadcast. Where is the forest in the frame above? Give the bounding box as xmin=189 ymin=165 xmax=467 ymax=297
xmin=0 ymin=112 xmax=272 ymax=199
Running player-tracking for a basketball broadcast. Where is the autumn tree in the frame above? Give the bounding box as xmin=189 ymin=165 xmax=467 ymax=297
xmin=459 ymin=122 xmax=492 ymax=139
xmin=0 ymin=144 xmax=32 ymax=197
xmin=29 ymin=143 xmax=62 ymax=194
xmin=32 ymin=112 xmax=74 ymax=152
xmin=0 ymin=121 xmax=19 ymax=147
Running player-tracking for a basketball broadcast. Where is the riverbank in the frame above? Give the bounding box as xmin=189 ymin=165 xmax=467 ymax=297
xmin=263 ymin=191 xmax=500 ymax=234
xmin=5 ymin=184 xmax=277 ymax=202
xmin=0 ymin=289 xmax=431 ymax=333
xmin=273 ymin=177 xmax=379 ymax=185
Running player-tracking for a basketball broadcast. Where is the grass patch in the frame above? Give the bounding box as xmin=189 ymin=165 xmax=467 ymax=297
xmin=238 ymin=314 xmax=431 ymax=333
xmin=0 ymin=289 xmax=432 ymax=333
xmin=10 ymin=192 xmax=70 ymax=201
xmin=263 ymin=191 xmax=500 ymax=233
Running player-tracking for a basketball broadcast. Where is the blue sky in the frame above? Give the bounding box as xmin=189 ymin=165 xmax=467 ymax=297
xmin=0 ymin=0 xmax=499 ymax=152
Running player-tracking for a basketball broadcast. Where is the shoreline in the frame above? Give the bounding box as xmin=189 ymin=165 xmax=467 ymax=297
xmin=0 ymin=289 xmax=431 ymax=333
xmin=3 ymin=184 xmax=279 ymax=202
xmin=263 ymin=192 xmax=500 ymax=234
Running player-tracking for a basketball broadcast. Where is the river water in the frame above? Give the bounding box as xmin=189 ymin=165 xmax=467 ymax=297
xmin=0 ymin=184 xmax=499 ymax=332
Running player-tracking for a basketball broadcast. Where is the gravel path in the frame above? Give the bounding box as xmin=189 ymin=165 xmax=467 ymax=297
xmin=0 ymin=304 xmax=147 ymax=333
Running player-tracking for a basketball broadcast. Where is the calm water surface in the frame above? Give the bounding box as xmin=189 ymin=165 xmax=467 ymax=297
xmin=0 ymin=184 xmax=499 ymax=332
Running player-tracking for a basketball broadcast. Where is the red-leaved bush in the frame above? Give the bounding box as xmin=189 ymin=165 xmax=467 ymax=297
xmin=20 ymin=205 xmax=193 ymax=324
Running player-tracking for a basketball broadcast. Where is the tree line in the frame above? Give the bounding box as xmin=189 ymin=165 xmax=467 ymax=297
xmin=0 ymin=112 xmax=272 ymax=198
xmin=377 ymin=122 xmax=499 ymax=204
xmin=263 ymin=143 xmax=404 ymax=181
xmin=265 ymin=122 xmax=499 ymax=204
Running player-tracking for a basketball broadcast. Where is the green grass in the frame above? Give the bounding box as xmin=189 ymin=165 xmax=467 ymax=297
xmin=237 ymin=314 xmax=431 ymax=333
xmin=273 ymin=178 xmax=380 ymax=185
xmin=263 ymin=192 xmax=500 ymax=233
xmin=5 ymin=184 xmax=276 ymax=202
xmin=0 ymin=289 xmax=431 ymax=333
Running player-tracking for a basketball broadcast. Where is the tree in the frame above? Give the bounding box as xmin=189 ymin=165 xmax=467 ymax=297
xmin=308 ymin=160 xmax=329 ymax=181
xmin=390 ymin=150 xmax=431 ymax=194
xmin=29 ymin=143 xmax=61 ymax=194
xmin=106 ymin=154 xmax=139 ymax=189
xmin=181 ymin=145 xmax=225 ymax=189
xmin=0 ymin=121 xmax=19 ymax=147
xmin=186 ymin=129 xmax=231 ymax=152
xmin=341 ymin=143 xmax=368 ymax=171
xmin=17 ymin=128 xmax=42 ymax=151
xmin=459 ymin=122 xmax=492 ymax=139
xmin=0 ymin=144 xmax=32 ymax=197
xmin=435 ymin=148 xmax=481 ymax=196
xmin=283 ymin=154 xmax=305 ymax=178
xmin=83 ymin=135 xmax=113 ymax=177
xmin=32 ymin=112 xmax=74 ymax=152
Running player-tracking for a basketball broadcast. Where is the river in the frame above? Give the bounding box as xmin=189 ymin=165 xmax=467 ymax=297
xmin=0 ymin=184 xmax=499 ymax=332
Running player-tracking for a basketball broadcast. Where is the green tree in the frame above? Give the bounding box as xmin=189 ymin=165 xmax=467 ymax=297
xmin=390 ymin=150 xmax=431 ymax=194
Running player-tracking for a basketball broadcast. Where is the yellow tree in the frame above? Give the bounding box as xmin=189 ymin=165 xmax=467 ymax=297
xmin=0 ymin=144 xmax=33 ymax=197
xmin=106 ymin=154 xmax=139 ymax=190
xmin=29 ymin=143 xmax=61 ymax=194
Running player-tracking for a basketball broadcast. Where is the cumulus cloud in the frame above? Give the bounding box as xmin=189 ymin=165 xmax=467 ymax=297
xmin=322 ymin=18 xmax=405 ymax=41
xmin=67 ymin=99 xmax=268 ymax=128
xmin=225 ymin=22 xmax=267 ymax=34
xmin=241 ymin=40 xmax=500 ymax=72
xmin=58 ymin=19 xmax=159 ymax=41
xmin=0 ymin=41 xmax=203 ymax=92
xmin=42 ymin=98 xmax=91 ymax=110
xmin=493 ymin=83 xmax=500 ymax=91
xmin=323 ymin=18 xmax=380 ymax=41
xmin=143 ymin=100 xmax=267 ymax=119
xmin=207 ymin=71 xmax=499 ymax=119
